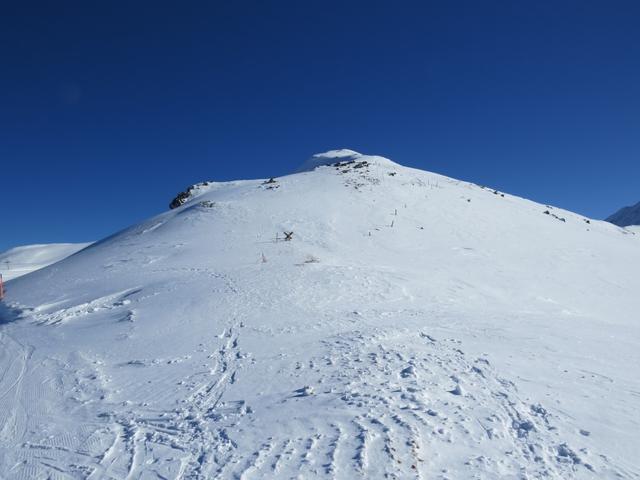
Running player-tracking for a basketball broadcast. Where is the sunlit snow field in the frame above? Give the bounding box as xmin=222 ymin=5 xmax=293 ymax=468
xmin=1 ymin=151 xmax=638 ymax=479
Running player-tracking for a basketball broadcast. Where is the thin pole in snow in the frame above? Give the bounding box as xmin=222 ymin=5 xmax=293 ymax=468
xmin=0 ymin=273 xmax=4 ymax=300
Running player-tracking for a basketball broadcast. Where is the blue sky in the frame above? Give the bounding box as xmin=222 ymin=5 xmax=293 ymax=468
xmin=1 ymin=1 xmax=639 ymax=251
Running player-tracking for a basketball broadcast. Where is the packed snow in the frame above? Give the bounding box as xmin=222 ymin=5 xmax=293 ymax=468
xmin=0 ymin=151 xmax=638 ymax=479
xmin=0 ymin=243 xmax=91 ymax=281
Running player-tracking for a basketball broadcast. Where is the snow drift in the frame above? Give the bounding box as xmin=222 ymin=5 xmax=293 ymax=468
xmin=0 ymin=150 xmax=639 ymax=479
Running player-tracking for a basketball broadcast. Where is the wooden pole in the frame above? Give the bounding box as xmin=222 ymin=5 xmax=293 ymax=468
xmin=0 ymin=273 xmax=4 ymax=300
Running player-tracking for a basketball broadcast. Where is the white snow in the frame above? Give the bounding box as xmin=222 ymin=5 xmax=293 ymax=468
xmin=295 ymin=149 xmax=364 ymax=172
xmin=0 ymin=243 xmax=91 ymax=281
xmin=0 ymin=151 xmax=639 ymax=479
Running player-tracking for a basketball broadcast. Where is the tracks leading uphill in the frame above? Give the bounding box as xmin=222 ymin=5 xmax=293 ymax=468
xmin=0 ymin=332 xmax=31 ymax=447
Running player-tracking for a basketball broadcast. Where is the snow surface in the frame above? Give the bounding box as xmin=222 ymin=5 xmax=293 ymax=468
xmin=1 ymin=150 xmax=639 ymax=479
xmin=0 ymin=243 xmax=91 ymax=281
xmin=295 ymin=149 xmax=364 ymax=172
xmin=606 ymin=201 xmax=640 ymax=227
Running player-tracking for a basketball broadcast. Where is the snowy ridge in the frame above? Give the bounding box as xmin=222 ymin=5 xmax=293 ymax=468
xmin=0 ymin=243 xmax=91 ymax=281
xmin=0 ymin=150 xmax=639 ymax=479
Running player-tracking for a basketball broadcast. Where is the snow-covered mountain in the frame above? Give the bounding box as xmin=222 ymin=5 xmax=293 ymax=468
xmin=0 ymin=242 xmax=91 ymax=281
xmin=1 ymin=150 xmax=639 ymax=479
xmin=606 ymin=201 xmax=640 ymax=227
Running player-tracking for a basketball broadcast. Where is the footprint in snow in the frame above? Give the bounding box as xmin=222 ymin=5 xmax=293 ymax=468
xmin=400 ymin=365 xmax=417 ymax=378
xmin=448 ymin=384 xmax=463 ymax=396
xmin=293 ymin=386 xmax=315 ymax=397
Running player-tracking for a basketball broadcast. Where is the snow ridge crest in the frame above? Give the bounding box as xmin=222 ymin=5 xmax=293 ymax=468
xmin=296 ymin=149 xmax=401 ymax=173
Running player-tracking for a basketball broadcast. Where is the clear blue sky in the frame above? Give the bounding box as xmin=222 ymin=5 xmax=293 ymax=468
xmin=1 ymin=1 xmax=639 ymax=251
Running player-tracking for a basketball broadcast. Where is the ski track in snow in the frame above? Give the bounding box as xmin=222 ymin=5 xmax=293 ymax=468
xmin=0 ymin=333 xmax=31 ymax=452
xmin=0 ymin=279 xmax=635 ymax=480
xmin=90 ymin=323 xmax=248 ymax=479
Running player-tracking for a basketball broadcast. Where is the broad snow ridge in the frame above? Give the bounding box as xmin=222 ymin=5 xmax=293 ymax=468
xmin=0 ymin=150 xmax=638 ymax=479
xmin=0 ymin=243 xmax=91 ymax=281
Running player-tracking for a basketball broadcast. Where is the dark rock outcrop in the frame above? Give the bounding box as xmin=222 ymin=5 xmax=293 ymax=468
xmin=169 ymin=182 xmax=210 ymax=209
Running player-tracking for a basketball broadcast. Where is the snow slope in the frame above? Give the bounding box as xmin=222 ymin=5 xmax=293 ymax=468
xmin=606 ymin=201 xmax=640 ymax=227
xmin=0 ymin=243 xmax=91 ymax=281
xmin=0 ymin=151 xmax=639 ymax=479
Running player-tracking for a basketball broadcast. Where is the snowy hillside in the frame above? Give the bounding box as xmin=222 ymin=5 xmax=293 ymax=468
xmin=606 ymin=201 xmax=640 ymax=227
xmin=0 ymin=243 xmax=91 ymax=281
xmin=1 ymin=150 xmax=639 ymax=479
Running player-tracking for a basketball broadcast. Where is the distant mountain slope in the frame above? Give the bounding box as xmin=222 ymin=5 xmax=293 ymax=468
xmin=0 ymin=243 xmax=91 ymax=281
xmin=0 ymin=151 xmax=639 ymax=479
xmin=606 ymin=201 xmax=640 ymax=227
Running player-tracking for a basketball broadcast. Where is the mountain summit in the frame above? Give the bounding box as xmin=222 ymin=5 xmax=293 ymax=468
xmin=296 ymin=149 xmax=365 ymax=172
xmin=606 ymin=200 xmax=640 ymax=227
xmin=1 ymin=152 xmax=638 ymax=479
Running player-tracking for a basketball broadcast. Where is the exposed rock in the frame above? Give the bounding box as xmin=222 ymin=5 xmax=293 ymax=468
xmin=169 ymin=182 xmax=211 ymax=209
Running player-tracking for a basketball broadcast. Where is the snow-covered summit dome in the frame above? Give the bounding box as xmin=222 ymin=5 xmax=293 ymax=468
xmin=295 ymin=149 xmax=400 ymax=173
xmin=295 ymin=149 xmax=364 ymax=172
